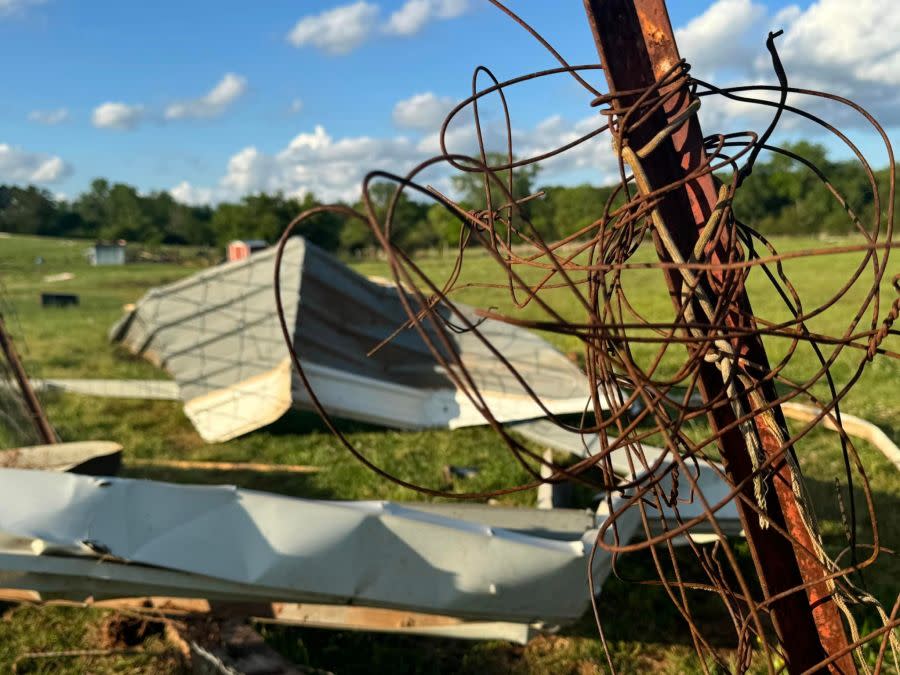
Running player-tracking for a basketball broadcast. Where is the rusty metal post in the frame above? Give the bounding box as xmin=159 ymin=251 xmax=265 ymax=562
xmin=582 ymin=1 xmax=855 ymax=672
xmin=0 ymin=313 xmax=56 ymax=445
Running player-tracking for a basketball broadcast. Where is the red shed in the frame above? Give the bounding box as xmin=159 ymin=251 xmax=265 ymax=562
xmin=227 ymin=239 xmax=269 ymax=262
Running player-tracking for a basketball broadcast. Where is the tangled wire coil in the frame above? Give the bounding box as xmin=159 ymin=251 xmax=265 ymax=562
xmin=274 ymin=1 xmax=899 ymax=672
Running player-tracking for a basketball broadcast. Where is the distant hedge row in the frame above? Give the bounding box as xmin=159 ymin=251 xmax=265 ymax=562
xmin=0 ymin=142 xmax=888 ymax=256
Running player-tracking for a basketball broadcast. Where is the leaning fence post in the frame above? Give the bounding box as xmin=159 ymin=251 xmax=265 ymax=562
xmin=0 ymin=313 xmax=56 ymax=446
xmin=582 ymin=1 xmax=855 ymax=671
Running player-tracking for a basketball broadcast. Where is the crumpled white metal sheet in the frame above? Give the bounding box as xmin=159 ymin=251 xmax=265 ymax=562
xmin=0 ymin=545 xmax=540 ymax=644
xmin=512 ymin=419 xmax=742 ymax=536
xmin=0 ymin=468 xmax=639 ymax=624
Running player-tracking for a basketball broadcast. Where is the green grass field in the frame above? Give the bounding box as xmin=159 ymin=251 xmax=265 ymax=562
xmin=0 ymin=233 xmax=896 ymax=673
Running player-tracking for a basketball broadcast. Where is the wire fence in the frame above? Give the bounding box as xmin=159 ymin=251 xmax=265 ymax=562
xmin=273 ymin=2 xmax=899 ymax=671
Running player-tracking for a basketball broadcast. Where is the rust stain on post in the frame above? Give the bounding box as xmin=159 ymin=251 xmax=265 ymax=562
xmin=635 ymin=3 xmax=679 ymax=76
xmin=582 ymin=0 xmax=855 ymax=672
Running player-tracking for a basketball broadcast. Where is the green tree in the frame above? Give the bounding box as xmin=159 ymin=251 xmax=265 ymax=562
xmin=0 ymin=140 xmax=882 ymax=254
xmin=300 ymin=194 xmax=344 ymax=252
xmin=73 ymin=178 xmax=112 ymax=236
xmin=351 ymin=182 xmax=432 ymax=253
xmin=427 ymin=202 xmax=463 ymax=250
xmin=0 ymin=186 xmax=59 ymax=235
xmin=103 ymin=183 xmax=151 ymax=241
xmin=450 ymin=152 xmax=541 ymax=212
xmin=448 ymin=153 xmax=541 ymax=245
xmin=530 ymin=184 xmax=620 ymax=241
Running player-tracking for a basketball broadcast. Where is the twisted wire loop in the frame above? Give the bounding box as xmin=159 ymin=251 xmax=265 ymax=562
xmin=274 ymin=2 xmax=899 ymax=671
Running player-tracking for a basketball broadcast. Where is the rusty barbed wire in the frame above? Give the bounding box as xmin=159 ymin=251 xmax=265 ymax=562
xmin=273 ymin=1 xmax=899 ymax=672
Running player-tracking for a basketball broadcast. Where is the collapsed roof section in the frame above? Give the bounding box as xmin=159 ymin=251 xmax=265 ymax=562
xmin=111 ymin=237 xmax=591 ymax=442
xmin=0 ymin=468 xmax=637 ymax=625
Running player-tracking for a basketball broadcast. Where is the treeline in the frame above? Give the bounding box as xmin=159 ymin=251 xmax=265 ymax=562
xmin=0 ymin=143 xmax=887 ymax=256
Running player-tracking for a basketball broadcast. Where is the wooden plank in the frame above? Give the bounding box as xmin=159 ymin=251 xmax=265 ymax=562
xmin=128 ymin=459 xmax=320 ymax=474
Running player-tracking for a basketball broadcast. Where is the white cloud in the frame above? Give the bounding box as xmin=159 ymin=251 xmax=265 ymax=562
xmin=386 ymin=0 xmax=430 ymax=36
xmin=287 ymin=2 xmax=378 ymax=55
xmin=414 ymin=108 xmax=491 ymax=155
xmin=393 ymin=92 xmax=454 ymax=130
xmin=286 ymin=0 xmax=469 ymax=54
xmin=166 ymin=0 xmax=900 ymax=207
xmin=776 ymin=0 xmax=900 ymax=88
xmin=384 ymin=0 xmax=469 ymax=36
xmin=0 ymin=143 xmax=71 ymax=184
xmin=773 ymin=5 xmax=802 ymax=26
xmin=290 ymin=98 xmax=304 ymax=114
xmin=170 ymin=180 xmax=215 ymax=206
xmin=92 ymin=102 xmax=144 ymax=131
xmin=675 ymin=0 xmax=767 ymax=81
xmin=170 ymin=124 xmax=422 ymax=204
xmin=515 ymin=114 xmax=621 ymax=185
xmin=27 ymin=108 xmax=69 ymax=125
xmin=90 ymin=74 xmax=248 ymax=131
xmin=673 ymin=0 xmax=900 ymax=128
xmin=30 ymin=156 xmax=67 ymax=182
xmin=170 ymin=110 xmax=622 ymax=206
xmin=219 ymin=146 xmax=280 ymax=196
xmin=165 ymin=73 xmax=248 ymax=120
xmin=0 ymin=0 xmax=45 ymax=16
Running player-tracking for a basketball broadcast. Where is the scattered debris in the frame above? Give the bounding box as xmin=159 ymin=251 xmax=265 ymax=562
xmin=0 ymin=593 xmax=541 ymax=645
xmin=42 ymin=272 xmax=75 ymax=283
xmin=40 ymin=292 xmax=79 ymax=308
xmin=0 ymin=441 xmax=121 ymax=475
xmin=34 ymin=378 xmax=181 ymax=400
xmin=254 ymin=603 xmax=536 ymax=643
xmin=781 ymin=402 xmax=900 ymax=471
xmin=187 ymin=619 xmax=333 ymax=675
xmin=443 ymin=465 xmax=480 ymax=481
xmin=128 ymin=458 xmax=320 ymax=475
xmin=98 ymin=612 xmax=165 ymax=649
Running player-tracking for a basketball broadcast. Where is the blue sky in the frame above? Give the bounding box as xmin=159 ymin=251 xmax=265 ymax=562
xmin=2 ymin=0 xmax=896 ymax=204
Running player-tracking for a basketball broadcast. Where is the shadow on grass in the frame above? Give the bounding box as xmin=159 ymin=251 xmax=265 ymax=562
xmin=264 ymin=408 xmax=391 ymax=436
xmin=802 ymin=476 xmax=900 ymax=605
xmin=120 ymin=465 xmax=337 ymax=500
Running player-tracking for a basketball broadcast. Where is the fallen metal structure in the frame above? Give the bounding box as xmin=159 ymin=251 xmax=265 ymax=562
xmin=33 ymin=378 xmax=182 ymax=401
xmin=0 ymin=440 xmax=122 ymax=474
xmin=0 ymin=468 xmax=638 ymax=628
xmin=513 ymin=420 xmax=743 ymax=540
xmin=110 ymin=237 xmax=591 ymax=443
